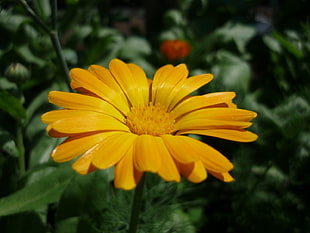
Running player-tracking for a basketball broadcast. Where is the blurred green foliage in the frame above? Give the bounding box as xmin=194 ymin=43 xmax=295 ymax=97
xmin=1 ymin=0 xmax=310 ymax=232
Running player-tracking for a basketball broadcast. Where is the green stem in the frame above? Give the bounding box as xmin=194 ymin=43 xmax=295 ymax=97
xmin=16 ymin=86 xmax=25 ymax=176
xmin=50 ymin=30 xmax=71 ymax=83
xmin=16 ymin=121 xmax=25 ymax=176
xmin=49 ymin=0 xmax=71 ymax=84
xmin=128 ymin=175 xmax=146 ymax=233
xmin=19 ymin=0 xmax=50 ymax=34
xmin=19 ymin=0 xmax=71 ymax=85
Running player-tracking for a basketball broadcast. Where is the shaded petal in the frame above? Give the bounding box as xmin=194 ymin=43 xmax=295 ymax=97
xmin=48 ymin=91 xmax=125 ymax=121
xmin=51 ymin=112 xmax=129 ymax=133
xmin=156 ymin=137 xmax=181 ymax=182
xmin=177 ymin=160 xmax=207 ymax=183
xmin=72 ymin=152 xmax=97 ymax=175
xmin=209 ymin=171 xmax=235 ymax=182
xmin=178 ymin=129 xmax=258 ymax=142
xmin=51 ymin=132 xmax=110 ymax=162
xmin=114 ymin=146 xmax=143 ymax=190
xmin=172 ymin=92 xmax=236 ymax=118
xmin=45 ymin=124 xmax=70 ymax=138
xmin=91 ymin=132 xmax=137 ymax=169
xmin=161 ymin=135 xmax=200 ymax=163
xmin=109 ymin=59 xmax=148 ymax=107
xmin=181 ymin=136 xmax=233 ymax=172
xmin=70 ymin=68 xmax=129 ymax=114
xmin=167 ymin=73 xmax=214 ymax=111
xmin=152 ymin=64 xmax=188 ymax=109
xmin=163 ymin=135 xmax=233 ymax=172
xmin=133 ymin=135 xmax=161 ymax=172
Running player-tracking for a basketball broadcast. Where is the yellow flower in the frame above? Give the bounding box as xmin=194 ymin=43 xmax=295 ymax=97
xmin=41 ymin=59 xmax=257 ymax=190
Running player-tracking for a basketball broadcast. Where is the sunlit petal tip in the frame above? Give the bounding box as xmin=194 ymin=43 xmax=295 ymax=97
xmin=40 ymin=113 xmax=50 ymax=124
xmin=69 ymin=68 xmax=84 ymax=79
xmin=114 ymin=182 xmax=137 ymax=191
xmin=176 ymin=63 xmax=188 ymax=70
xmin=252 ymin=111 xmax=258 ymax=118
xmin=72 ymin=160 xmax=97 ymax=175
xmin=109 ymin=58 xmax=127 ymax=70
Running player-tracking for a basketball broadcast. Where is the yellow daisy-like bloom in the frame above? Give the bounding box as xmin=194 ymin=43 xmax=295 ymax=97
xmin=41 ymin=59 xmax=258 ymax=190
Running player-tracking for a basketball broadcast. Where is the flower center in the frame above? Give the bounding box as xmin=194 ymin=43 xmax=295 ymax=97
xmin=126 ymin=103 xmax=175 ymax=136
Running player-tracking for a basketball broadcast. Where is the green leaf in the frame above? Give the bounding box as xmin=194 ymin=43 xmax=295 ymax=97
xmin=263 ymin=35 xmax=282 ymax=53
xmin=63 ymin=49 xmax=78 ymax=65
xmin=28 ymin=132 xmax=58 ymax=168
xmin=15 ymin=45 xmax=45 ymax=66
xmin=164 ymin=9 xmax=186 ymax=27
xmin=32 ymin=0 xmax=51 ymax=20
xmin=210 ymin=50 xmax=251 ymax=93
xmin=120 ymin=36 xmax=151 ymax=59
xmin=0 ymin=165 xmax=74 ymax=216
xmin=272 ymin=31 xmax=303 ymax=58
xmin=0 ymin=90 xmax=26 ymax=119
xmin=0 ymin=11 xmax=29 ymax=32
xmin=217 ymin=22 xmax=256 ymax=54
xmin=0 ymin=129 xmax=18 ymax=157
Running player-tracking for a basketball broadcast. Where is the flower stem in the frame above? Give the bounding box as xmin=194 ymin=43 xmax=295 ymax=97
xmin=128 ymin=175 xmax=146 ymax=233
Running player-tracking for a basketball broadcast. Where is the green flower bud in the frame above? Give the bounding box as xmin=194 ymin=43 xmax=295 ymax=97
xmin=5 ymin=63 xmax=30 ymax=84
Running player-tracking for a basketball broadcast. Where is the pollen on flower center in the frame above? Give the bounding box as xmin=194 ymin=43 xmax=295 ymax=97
xmin=126 ymin=103 xmax=175 ymax=136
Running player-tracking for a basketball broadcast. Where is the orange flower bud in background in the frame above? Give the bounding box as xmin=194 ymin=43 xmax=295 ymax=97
xmin=160 ymin=39 xmax=191 ymax=61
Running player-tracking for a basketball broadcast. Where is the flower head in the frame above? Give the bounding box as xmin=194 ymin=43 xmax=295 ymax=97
xmin=41 ymin=59 xmax=257 ymax=190
xmin=160 ymin=39 xmax=191 ymax=61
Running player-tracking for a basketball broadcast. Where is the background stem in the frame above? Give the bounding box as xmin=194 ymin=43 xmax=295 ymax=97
xmin=19 ymin=0 xmax=71 ymax=84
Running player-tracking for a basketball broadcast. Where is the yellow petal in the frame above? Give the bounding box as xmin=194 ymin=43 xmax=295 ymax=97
xmin=209 ymin=171 xmax=235 ymax=182
xmin=152 ymin=64 xmax=188 ymax=108
xmin=178 ymin=129 xmax=258 ymax=142
xmin=70 ymin=68 xmax=129 ymax=114
xmin=88 ymin=64 xmax=128 ymax=100
xmin=51 ymin=132 xmax=110 ymax=162
xmin=174 ymin=118 xmax=253 ymax=131
xmin=51 ymin=113 xmax=129 ymax=133
xmin=177 ymin=160 xmax=207 ymax=183
xmin=72 ymin=152 xmax=97 ymax=175
xmin=176 ymin=108 xmax=257 ymax=122
xmin=48 ymin=91 xmax=125 ymax=121
xmin=151 ymin=64 xmax=174 ymax=104
xmin=161 ymin=135 xmax=200 ymax=163
xmin=41 ymin=109 xmax=92 ymax=124
xmin=172 ymin=92 xmax=236 ymax=118
xmin=109 ymin=59 xmax=148 ymax=107
xmin=128 ymin=63 xmax=149 ymax=105
xmin=164 ymin=135 xmax=233 ymax=172
xmin=92 ymin=132 xmax=137 ymax=169
xmin=114 ymin=146 xmax=142 ymax=190
xmin=156 ymin=137 xmax=181 ymax=182
xmin=133 ymin=135 xmax=161 ymax=172
xmin=182 ymin=136 xmax=233 ymax=172
xmin=167 ymin=73 xmax=214 ymax=111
